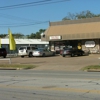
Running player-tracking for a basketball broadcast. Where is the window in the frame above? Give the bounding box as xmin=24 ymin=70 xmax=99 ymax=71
xmin=27 ymin=47 xmax=30 ymax=50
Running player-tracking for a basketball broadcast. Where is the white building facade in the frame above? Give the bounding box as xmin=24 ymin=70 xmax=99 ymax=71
xmin=1 ymin=39 xmax=49 ymax=53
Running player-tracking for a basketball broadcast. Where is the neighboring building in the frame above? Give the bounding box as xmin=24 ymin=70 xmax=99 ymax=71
xmin=1 ymin=39 xmax=49 ymax=53
xmin=41 ymin=17 xmax=100 ymax=54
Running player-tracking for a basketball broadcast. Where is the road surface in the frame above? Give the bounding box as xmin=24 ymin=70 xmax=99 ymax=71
xmin=0 ymin=70 xmax=100 ymax=100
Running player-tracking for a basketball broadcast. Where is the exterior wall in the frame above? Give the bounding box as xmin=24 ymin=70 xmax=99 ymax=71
xmin=82 ymin=39 xmax=100 ymax=53
xmin=49 ymin=39 xmax=100 ymax=54
xmin=1 ymin=44 xmax=48 ymax=54
xmin=49 ymin=40 xmax=82 ymax=54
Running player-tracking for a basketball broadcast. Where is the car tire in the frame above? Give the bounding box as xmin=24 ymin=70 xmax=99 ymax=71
xmin=81 ymin=53 xmax=83 ymax=56
xmin=71 ymin=53 xmax=74 ymax=57
xmin=3 ymin=56 xmax=6 ymax=58
xmin=42 ymin=53 xmax=45 ymax=57
xmin=62 ymin=54 xmax=65 ymax=57
xmin=29 ymin=52 xmax=32 ymax=57
xmin=21 ymin=56 xmax=24 ymax=58
xmin=52 ymin=52 xmax=55 ymax=56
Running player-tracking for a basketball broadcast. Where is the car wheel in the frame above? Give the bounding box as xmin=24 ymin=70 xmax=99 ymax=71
xmin=29 ymin=52 xmax=32 ymax=57
xmin=3 ymin=56 xmax=6 ymax=58
xmin=21 ymin=56 xmax=24 ymax=58
xmin=42 ymin=53 xmax=45 ymax=57
xmin=52 ymin=52 xmax=55 ymax=56
xmin=71 ymin=53 xmax=74 ymax=57
xmin=81 ymin=53 xmax=83 ymax=56
xmin=62 ymin=54 xmax=65 ymax=57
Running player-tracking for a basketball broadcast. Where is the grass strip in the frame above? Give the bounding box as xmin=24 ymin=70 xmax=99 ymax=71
xmin=0 ymin=64 xmax=37 ymax=69
xmin=81 ymin=65 xmax=100 ymax=71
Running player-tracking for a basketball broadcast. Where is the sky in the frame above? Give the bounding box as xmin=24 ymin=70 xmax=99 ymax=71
xmin=0 ymin=0 xmax=100 ymax=35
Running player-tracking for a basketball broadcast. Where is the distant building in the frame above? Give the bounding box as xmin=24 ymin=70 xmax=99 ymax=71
xmin=0 ymin=39 xmax=49 ymax=53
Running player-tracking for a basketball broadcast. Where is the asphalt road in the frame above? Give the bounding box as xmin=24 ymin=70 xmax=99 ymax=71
xmin=0 ymin=54 xmax=100 ymax=71
xmin=0 ymin=70 xmax=100 ymax=100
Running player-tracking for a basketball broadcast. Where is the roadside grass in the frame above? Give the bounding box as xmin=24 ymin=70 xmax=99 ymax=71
xmin=0 ymin=64 xmax=37 ymax=69
xmin=81 ymin=65 xmax=100 ymax=71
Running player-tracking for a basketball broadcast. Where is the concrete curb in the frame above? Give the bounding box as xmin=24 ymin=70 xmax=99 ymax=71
xmin=0 ymin=67 xmax=23 ymax=70
xmin=86 ymin=69 xmax=100 ymax=72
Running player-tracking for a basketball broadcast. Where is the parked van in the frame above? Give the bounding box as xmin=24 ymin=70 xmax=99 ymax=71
xmin=18 ymin=46 xmax=37 ymax=58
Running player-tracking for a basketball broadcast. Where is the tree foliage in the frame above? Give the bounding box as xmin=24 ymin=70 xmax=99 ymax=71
xmin=13 ymin=33 xmax=24 ymax=38
xmin=62 ymin=10 xmax=100 ymax=20
xmin=27 ymin=29 xmax=46 ymax=39
xmin=0 ymin=34 xmax=7 ymax=38
xmin=0 ymin=29 xmax=46 ymax=39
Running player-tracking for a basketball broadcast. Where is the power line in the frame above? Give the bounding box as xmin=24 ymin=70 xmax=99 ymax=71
xmin=0 ymin=13 xmax=44 ymax=22
xmin=0 ymin=0 xmax=70 ymax=27
xmin=0 ymin=0 xmax=69 ymax=10
xmin=0 ymin=21 xmax=49 ymax=27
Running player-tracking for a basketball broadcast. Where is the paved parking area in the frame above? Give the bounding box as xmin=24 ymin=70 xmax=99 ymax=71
xmin=0 ymin=54 xmax=100 ymax=71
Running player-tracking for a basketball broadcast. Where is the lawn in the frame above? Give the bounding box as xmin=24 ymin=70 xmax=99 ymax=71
xmin=82 ymin=65 xmax=100 ymax=71
xmin=0 ymin=64 xmax=37 ymax=70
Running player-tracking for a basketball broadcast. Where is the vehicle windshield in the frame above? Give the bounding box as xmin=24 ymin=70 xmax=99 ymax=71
xmin=19 ymin=47 xmax=26 ymax=50
xmin=35 ymin=48 xmax=45 ymax=51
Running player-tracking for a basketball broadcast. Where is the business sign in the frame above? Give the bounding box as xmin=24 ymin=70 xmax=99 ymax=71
xmin=49 ymin=36 xmax=61 ymax=40
xmin=85 ymin=41 xmax=95 ymax=47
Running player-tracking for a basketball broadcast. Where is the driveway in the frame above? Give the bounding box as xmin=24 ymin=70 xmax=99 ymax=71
xmin=0 ymin=54 xmax=100 ymax=71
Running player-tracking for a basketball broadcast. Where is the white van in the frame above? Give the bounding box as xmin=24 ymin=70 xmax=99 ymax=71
xmin=18 ymin=46 xmax=37 ymax=58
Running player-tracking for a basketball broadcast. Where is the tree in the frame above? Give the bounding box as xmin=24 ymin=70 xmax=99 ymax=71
xmin=28 ymin=33 xmax=36 ymax=39
xmin=62 ymin=10 xmax=100 ymax=20
xmin=13 ymin=33 xmax=24 ymax=38
xmin=0 ymin=29 xmax=46 ymax=39
xmin=0 ymin=34 xmax=7 ymax=38
xmin=28 ymin=29 xmax=46 ymax=39
xmin=63 ymin=12 xmax=76 ymax=20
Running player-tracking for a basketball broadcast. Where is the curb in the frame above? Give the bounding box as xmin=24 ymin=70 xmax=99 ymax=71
xmin=86 ymin=69 xmax=100 ymax=72
xmin=0 ymin=67 xmax=23 ymax=70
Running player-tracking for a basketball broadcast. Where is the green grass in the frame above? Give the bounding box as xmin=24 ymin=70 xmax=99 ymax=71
xmin=0 ymin=64 xmax=37 ymax=69
xmin=81 ymin=65 xmax=100 ymax=71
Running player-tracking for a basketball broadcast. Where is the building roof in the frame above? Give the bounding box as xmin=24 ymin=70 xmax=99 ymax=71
xmin=1 ymin=39 xmax=49 ymax=44
xmin=42 ymin=17 xmax=100 ymax=41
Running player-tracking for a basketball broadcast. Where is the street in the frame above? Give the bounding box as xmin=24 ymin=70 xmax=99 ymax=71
xmin=0 ymin=70 xmax=100 ymax=100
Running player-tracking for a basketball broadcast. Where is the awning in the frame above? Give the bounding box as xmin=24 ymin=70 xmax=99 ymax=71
xmin=42 ymin=18 xmax=100 ymax=41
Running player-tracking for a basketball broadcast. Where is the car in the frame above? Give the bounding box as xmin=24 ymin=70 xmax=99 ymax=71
xmin=61 ymin=48 xmax=85 ymax=57
xmin=33 ymin=48 xmax=55 ymax=57
xmin=0 ymin=48 xmax=7 ymax=58
xmin=18 ymin=46 xmax=37 ymax=58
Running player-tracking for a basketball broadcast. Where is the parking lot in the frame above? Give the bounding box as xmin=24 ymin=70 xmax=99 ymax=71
xmin=0 ymin=54 xmax=100 ymax=71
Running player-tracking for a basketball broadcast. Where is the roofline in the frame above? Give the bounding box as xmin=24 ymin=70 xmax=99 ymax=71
xmin=50 ymin=17 xmax=100 ymax=26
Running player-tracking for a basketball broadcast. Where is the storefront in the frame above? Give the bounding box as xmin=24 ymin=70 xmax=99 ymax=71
xmin=41 ymin=17 xmax=100 ymax=54
xmin=49 ymin=40 xmax=82 ymax=54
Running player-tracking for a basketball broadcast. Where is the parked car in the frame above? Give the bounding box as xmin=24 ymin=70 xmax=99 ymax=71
xmin=18 ymin=46 xmax=37 ymax=58
xmin=33 ymin=48 xmax=55 ymax=57
xmin=61 ymin=48 xmax=85 ymax=57
xmin=0 ymin=48 xmax=7 ymax=58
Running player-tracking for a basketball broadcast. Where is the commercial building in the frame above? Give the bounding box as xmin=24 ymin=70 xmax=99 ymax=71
xmin=41 ymin=17 xmax=100 ymax=54
xmin=1 ymin=39 xmax=49 ymax=53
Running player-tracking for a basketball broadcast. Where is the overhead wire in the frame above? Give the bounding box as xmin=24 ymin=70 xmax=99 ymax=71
xmin=0 ymin=12 xmax=49 ymax=27
xmin=0 ymin=0 xmax=69 ymax=27
xmin=0 ymin=0 xmax=69 ymax=10
xmin=0 ymin=13 xmax=46 ymax=22
xmin=0 ymin=21 xmax=49 ymax=27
